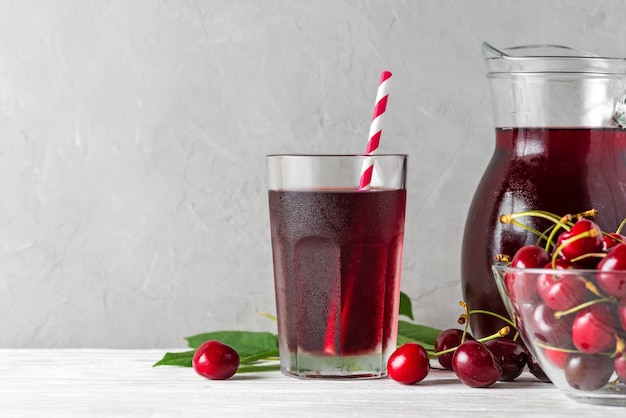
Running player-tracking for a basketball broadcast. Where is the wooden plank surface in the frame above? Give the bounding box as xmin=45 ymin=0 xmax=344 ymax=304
xmin=0 ymin=349 xmax=622 ymax=417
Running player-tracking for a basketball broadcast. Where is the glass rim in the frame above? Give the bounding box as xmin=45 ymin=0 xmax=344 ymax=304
xmin=492 ymin=264 xmax=625 ymax=275
xmin=483 ymin=41 xmax=626 ymax=60
xmin=483 ymin=42 xmax=626 ymax=76
xmin=266 ymin=153 xmax=408 ymax=158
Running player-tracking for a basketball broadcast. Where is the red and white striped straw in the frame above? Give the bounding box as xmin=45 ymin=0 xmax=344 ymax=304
xmin=358 ymin=70 xmax=392 ymax=190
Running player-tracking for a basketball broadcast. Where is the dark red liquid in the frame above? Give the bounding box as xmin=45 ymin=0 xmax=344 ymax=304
xmin=269 ymin=188 xmax=406 ymax=357
xmin=462 ymin=127 xmax=626 ymax=338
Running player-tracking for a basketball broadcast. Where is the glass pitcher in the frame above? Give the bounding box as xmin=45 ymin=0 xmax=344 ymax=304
xmin=461 ymin=42 xmax=626 ymax=338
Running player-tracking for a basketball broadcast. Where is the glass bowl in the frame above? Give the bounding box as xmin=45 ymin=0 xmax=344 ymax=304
xmin=492 ymin=264 xmax=626 ymax=406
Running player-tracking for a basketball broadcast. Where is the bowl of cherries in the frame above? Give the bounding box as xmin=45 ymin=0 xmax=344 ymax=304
xmin=492 ymin=209 xmax=626 ymax=406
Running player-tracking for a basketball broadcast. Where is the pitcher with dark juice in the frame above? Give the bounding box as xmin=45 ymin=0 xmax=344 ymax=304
xmin=462 ymin=43 xmax=626 ymax=339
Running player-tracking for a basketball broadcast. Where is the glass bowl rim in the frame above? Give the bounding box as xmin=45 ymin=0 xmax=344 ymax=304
xmin=491 ymin=264 xmax=626 ymax=275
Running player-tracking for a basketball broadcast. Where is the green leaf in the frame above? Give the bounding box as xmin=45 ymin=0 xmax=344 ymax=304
xmin=396 ymin=320 xmax=441 ymax=350
xmin=239 ymin=348 xmax=280 ymax=365
xmin=185 ymin=330 xmax=278 ymax=350
xmin=154 ymin=331 xmax=279 ymax=368
xmin=152 ymin=350 xmax=195 ymax=367
xmin=396 ymin=333 xmax=425 ymax=347
xmin=398 ymin=291 xmax=414 ymax=320
xmin=183 ymin=331 xmax=279 ymax=366
xmin=236 ymin=362 xmax=281 ymax=373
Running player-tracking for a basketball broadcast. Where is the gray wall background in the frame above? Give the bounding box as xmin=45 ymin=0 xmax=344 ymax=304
xmin=1 ymin=0 xmax=624 ymax=348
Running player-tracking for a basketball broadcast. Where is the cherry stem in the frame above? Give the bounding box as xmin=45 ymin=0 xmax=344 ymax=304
xmin=570 ymin=252 xmax=606 ymax=264
xmin=616 ymin=217 xmax=626 ymax=235
xmin=541 ymin=224 xmax=558 ymax=251
xmin=550 ymin=228 xmax=599 ymax=268
xmin=575 ymin=209 xmax=599 ymax=219
xmin=500 ymin=210 xmax=574 ymax=251
xmin=613 ymin=336 xmax=625 ymax=359
xmin=535 ymin=338 xmax=616 ymax=358
xmin=257 ymin=311 xmax=277 ymax=321
xmin=507 ymin=219 xmax=552 ymax=244
xmin=554 ymin=297 xmax=613 ymax=319
xmin=458 ymin=301 xmax=471 ymax=343
xmin=468 ymin=309 xmax=515 ymax=329
xmin=603 ymin=233 xmax=626 ymax=245
xmin=501 ymin=209 xmax=599 ymax=253
xmin=533 ymin=340 xmax=579 ymax=354
xmin=494 ymin=254 xmax=511 ymax=263
xmin=467 ymin=309 xmax=520 ymax=340
xmin=500 ymin=210 xmax=570 ymax=231
xmin=431 ymin=327 xmax=511 ymax=358
xmin=579 ymin=276 xmax=604 ymax=298
xmin=611 ymin=334 xmax=624 ymax=358
xmin=544 ymin=222 xmax=565 ymax=252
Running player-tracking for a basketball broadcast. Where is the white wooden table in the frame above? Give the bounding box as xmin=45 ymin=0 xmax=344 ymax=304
xmin=0 ymin=349 xmax=623 ymax=417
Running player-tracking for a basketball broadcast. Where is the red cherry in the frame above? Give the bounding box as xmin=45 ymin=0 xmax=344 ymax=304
xmin=387 ymin=343 xmax=430 ymax=385
xmin=596 ymin=243 xmax=626 ymax=298
xmin=527 ymin=352 xmax=551 ymax=383
xmin=434 ymin=329 xmax=474 ymax=370
xmin=602 ymin=232 xmax=626 ymax=251
xmin=512 ymin=302 xmax=535 ymax=341
xmin=615 ymin=352 xmax=626 ymax=381
xmin=571 ymin=303 xmax=616 ymax=354
xmin=511 ymin=245 xmax=551 ymax=268
xmin=504 ymin=246 xmax=551 ymax=304
xmin=544 ymin=347 xmax=568 ymax=369
xmin=536 ymin=260 xmax=587 ymax=311
xmin=556 ymin=219 xmax=603 ymax=261
xmin=564 ymin=353 xmax=614 ymax=391
xmin=484 ymin=338 xmax=528 ymax=381
xmin=192 ymin=340 xmax=240 ymax=380
xmin=505 ymin=272 xmax=538 ymax=304
xmin=618 ymin=299 xmax=626 ymax=331
xmin=452 ymin=341 xmax=502 ymax=388
xmin=530 ymin=302 xmax=574 ymax=348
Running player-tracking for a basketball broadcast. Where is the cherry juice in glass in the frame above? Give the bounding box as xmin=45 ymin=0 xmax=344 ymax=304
xmin=267 ymin=154 xmax=407 ymax=378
